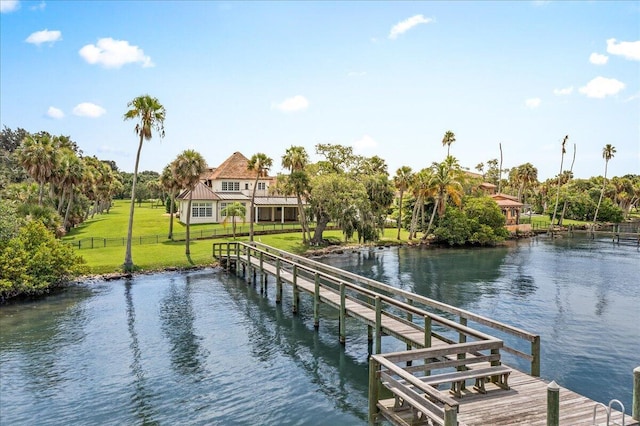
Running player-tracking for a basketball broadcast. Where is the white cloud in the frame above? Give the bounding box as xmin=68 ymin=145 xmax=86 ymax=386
xmin=606 ymin=38 xmax=640 ymax=61
xmin=46 ymin=106 xmax=64 ymax=119
xmin=389 ymin=14 xmax=433 ymax=40
xmin=25 ymin=29 xmax=61 ymax=46
xmin=73 ymin=102 xmax=106 ymax=118
xmin=553 ymin=86 xmax=573 ymax=96
xmin=271 ymin=95 xmax=309 ymax=112
xmin=0 ymin=0 xmax=19 ymax=13
xmin=353 ymin=134 xmax=378 ymax=152
xmin=579 ymin=76 xmax=625 ymax=98
xmin=525 ymin=98 xmax=542 ymax=109
xmin=589 ymin=52 xmax=608 ymax=65
xmin=79 ymin=38 xmax=154 ymax=68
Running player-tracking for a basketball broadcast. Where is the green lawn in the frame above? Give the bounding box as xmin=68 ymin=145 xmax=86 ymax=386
xmin=68 ymin=200 xmax=411 ymax=275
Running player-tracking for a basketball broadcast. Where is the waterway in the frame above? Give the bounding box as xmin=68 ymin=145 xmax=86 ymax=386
xmin=0 ymin=234 xmax=638 ymax=425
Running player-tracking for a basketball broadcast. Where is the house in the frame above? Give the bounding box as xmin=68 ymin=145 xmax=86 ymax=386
xmin=176 ymin=152 xmax=301 ymax=224
xmin=490 ymin=193 xmax=523 ymax=225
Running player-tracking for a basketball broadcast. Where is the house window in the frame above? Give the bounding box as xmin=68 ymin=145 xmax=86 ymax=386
xmin=222 ymin=181 xmax=240 ymax=191
xmin=191 ymin=202 xmax=212 ymax=218
xmin=245 ymin=183 xmax=249 ymax=190
xmin=257 ymin=182 xmax=266 ymax=190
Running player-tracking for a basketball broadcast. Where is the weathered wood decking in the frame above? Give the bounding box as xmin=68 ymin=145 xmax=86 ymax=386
xmin=212 ymin=241 xmax=638 ymax=426
xmin=378 ymin=369 xmax=634 ymax=426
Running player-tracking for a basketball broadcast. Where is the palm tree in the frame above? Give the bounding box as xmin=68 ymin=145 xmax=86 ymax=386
xmin=550 ymin=135 xmax=568 ymax=228
xmin=425 ymin=158 xmax=464 ymax=237
xmin=282 ymin=146 xmax=311 ymax=243
xmin=442 ymin=130 xmax=456 ymax=157
xmin=247 ymin=153 xmax=273 ymax=242
xmin=221 ymin=202 xmax=246 ymax=239
xmin=173 ymin=150 xmax=207 ymax=255
xmin=593 ymin=144 xmax=616 ymax=225
xmin=17 ymin=133 xmax=57 ymax=205
xmin=122 ymin=95 xmax=166 ymax=271
xmin=408 ymin=168 xmax=435 ymax=239
xmin=160 ymin=161 xmax=181 ymax=240
xmin=61 ymin=151 xmax=84 ymax=231
xmin=393 ymin=166 xmax=413 ymax=239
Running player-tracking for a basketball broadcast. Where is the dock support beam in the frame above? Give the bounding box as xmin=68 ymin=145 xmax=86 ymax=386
xmin=444 ymin=404 xmax=457 ymax=426
xmin=532 ymin=335 xmax=541 ymax=377
xmin=339 ymin=283 xmax=346 ymax=345
xmin=292 ymin=265 xmax=299 ymax=314
xmin=633 ymin=366 xmax=640 ymax=421
xmin=313 ymin=273 xmax=320 ymax=329
xmin=547 ymin=380 xmax=559 ymax=426
xmin=375 ymin=296 xmax=382 ymax=354
xmin=275 ymin=258 xmax=282 ymax=304
xmin=368 ymin=356 xmax=379 ymax=424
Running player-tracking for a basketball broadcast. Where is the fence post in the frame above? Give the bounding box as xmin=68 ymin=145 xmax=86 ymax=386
xmin=633 ymin=366 xmax=640 ymax=421
xmin=424 ymin=315 xmax=432 ymax=348
xmin=547 ymin=381 xmax=559 ymax=426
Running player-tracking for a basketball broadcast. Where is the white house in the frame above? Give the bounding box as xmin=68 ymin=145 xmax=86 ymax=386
xmin=176 ymin=152 xmax=301 ymax=224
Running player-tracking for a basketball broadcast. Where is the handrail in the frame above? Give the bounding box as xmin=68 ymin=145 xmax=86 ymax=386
xmin=247 ymin=241 xmax=541 ymax=374
xmin=214 ymin=242 xmax=531 ymax=350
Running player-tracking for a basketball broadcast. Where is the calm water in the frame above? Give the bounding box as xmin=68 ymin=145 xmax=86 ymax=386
xmin=0 ymin=235 xmax=638 ymax=425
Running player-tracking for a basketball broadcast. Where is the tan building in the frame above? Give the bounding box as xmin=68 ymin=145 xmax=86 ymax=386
xmin=490 ymin=193 xmax=523 ymax=225
xmin=176 ymin=152 xmax=301 ymax=224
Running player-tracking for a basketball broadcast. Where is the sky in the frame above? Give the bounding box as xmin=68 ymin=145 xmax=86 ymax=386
xmin=1 ymin=1 xmax=639 ymax=181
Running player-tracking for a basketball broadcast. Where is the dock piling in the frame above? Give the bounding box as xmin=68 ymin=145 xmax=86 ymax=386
xmin=547 ymin=380 xmax=559 ymax=426
xmin=633 ymin=366 xmax=640 ymax=421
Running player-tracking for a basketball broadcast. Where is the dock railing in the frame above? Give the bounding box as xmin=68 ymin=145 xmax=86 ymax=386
xmin=213 ymin=241 xmax=541 ymax=377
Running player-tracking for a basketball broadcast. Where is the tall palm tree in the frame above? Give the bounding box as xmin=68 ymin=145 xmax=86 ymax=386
xmin=442 ymin=130 xmax=456 ymax=157
xmin=17 ymin=133 xmax=57 ymax=205
xmin=427 ymin=158 xmax=464 ymax=235
xmin=408 ymin=168 xmax=435 ymax=239
xmin=174 ymin=150 xmax=207 ymax=255
xmin=593 ymin=144 xmax=616 ymax=225
xmin=550 ymin=135 xmax=568 ymax=228
xmin=61 ymin=151 xmax=84 ymax=231
xmin=122 ymin=95 xmax=165 ymax=271
xmin=247 ymin=153 xmax=273 ymax=242
xmin=160 ymin=161 xmax=181 ymax=240
xmin=282 ymin=146 xmax=311 ymax=243
xmin=393 ymin=166 xmax=413 ymax=239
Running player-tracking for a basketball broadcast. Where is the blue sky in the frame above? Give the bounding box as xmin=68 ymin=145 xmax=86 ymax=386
xmin=1 ymin=1 xmax=638 ymax=180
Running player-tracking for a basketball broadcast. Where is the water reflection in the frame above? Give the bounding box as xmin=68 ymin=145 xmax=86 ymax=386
xmin=218 ymin=272 xmax=369 ymax=421
xmin=159 ymin=275 xmax=208 ymax=379
xmin=124 ymin=280 xmax=158 ymax=425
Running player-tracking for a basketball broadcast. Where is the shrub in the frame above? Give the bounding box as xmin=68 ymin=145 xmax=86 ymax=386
xmin=0 ymin=220 xmax=86 ymax=302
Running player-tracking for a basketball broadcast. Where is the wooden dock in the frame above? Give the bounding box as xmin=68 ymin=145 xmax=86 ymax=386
xmin=212 ymin=241 xmax=639 ymax=426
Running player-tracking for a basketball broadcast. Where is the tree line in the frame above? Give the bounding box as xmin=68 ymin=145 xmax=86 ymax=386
xmin=1 ymin=94 xmax=639 ymax=299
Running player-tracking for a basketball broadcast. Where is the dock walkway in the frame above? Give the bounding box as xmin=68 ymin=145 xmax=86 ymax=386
xmin=212 ymin=241 xmax=638 ymax=426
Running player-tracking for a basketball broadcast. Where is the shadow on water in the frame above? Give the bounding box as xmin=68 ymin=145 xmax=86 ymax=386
xmin=124 ymin=279 xmax=159 ymax=426
xmin=216 ymin=271 xmax=369 ymax=422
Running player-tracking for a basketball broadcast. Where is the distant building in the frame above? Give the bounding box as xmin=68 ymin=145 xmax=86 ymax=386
xmin=176 ymin=152 xmax=301 ymax=224
xmin=490 ymin=193 xmax=523 ymax=225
